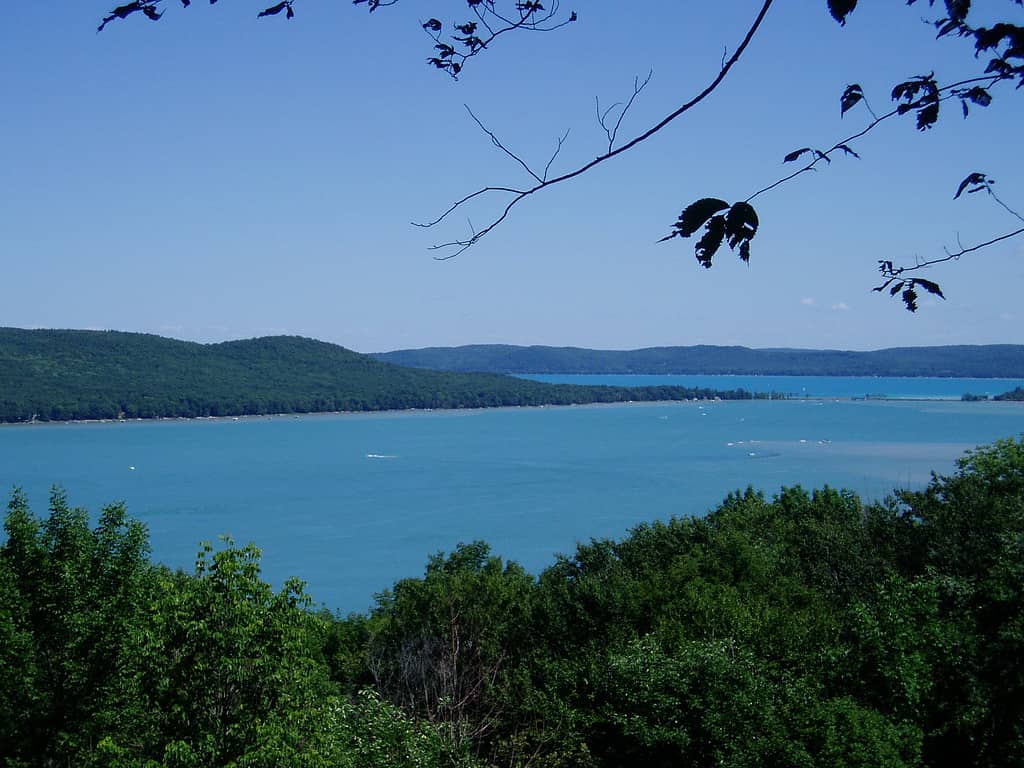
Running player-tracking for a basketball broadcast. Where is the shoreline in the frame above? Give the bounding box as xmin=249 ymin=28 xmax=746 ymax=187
xmin=3 ymin=394 xmax=1020 ymax=429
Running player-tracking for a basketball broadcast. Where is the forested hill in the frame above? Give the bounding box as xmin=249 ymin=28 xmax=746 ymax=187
xmin=372 ymin=343 xmax=1024 ymax=377
xmin=0 ymin=329 xmax=755 ymax=423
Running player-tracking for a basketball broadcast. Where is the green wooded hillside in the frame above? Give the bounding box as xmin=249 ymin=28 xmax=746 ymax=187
xmin=0 ymin=328 xmax=758 ymax=423
xmin=373 ymin=343 xmax=1024 ymax=377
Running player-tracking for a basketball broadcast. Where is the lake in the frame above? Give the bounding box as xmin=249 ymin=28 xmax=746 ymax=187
xmin=2 ymin=390 xmax=1023 ymax=613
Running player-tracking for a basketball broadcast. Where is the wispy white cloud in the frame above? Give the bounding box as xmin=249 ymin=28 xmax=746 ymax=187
xmin=800 ymin=297 xmax=815 ymax=306
xmin=831 ymin=302 xmax=850 ymax=311
xmin=1000 ymin=312 xmax=1014 ymax=321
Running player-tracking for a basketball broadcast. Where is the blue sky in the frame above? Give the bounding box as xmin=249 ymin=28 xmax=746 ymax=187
xmin=2 ymin=1 xmax=1022 ymax=351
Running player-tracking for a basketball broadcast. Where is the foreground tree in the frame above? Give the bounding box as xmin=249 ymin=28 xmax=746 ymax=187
xmin=3 ymin=437 xmax=1023 ymax=765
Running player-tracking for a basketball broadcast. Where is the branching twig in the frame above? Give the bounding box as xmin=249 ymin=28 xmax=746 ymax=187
xmin=886 ymin=228 xmax=1024 ymax=276
xmin=421 ymin=0 xmax=577 ymax=79
xmin=745 ymin=74 xmax=1006 ymax=204
xmin=542 ymin=128 xmax=571 ymax=182
xmin=419 ymin=0 xmax=777 ymax=259
xmin=597 ymin=70 xmax=653 ymax=154
xmin=465 ymin=106 xmax=542 ymax=184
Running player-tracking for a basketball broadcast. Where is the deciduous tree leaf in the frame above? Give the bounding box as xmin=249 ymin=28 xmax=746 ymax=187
xmin=954 ymin=172 xmax=989 ymax=198
xmin=964 ymin=86 xmax=992 ymax=106
xmin=828 ymin=0 xmax=858 ymax=25
xmin=840 ymin=84 xmax=864 ymax=116
xmin=917 ymin=101 xmax=940 ymax=129
xmin=725 ymin=202 xmax=758 ymax=250
xmin=913 ymin=278 xmax=945 ymax=298
xmin=695 ymin=215 xmax=727 ymax=268
xmin=944 ymin=0 xmax=971 ymax=25
xmin=784 ymin=147 xmax=812 ymax=163
xmin=671 ymin=198 xmax=730 ymax=238
xmin=902 ymin=287 xmax=919 ymax=311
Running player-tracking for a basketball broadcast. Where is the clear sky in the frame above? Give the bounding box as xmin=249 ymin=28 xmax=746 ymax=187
xmin=2 ymin=1 xmax=1022 ymax=352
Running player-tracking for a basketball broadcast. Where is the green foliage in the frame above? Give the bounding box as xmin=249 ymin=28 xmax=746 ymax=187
xmin=374 ymin=342 xmax=1024 ymax=377
xmin=369 ymin=542 xmax=537 ymax=757
xmin=0 ymin=489 xmax=154 ymax=766
xmin=994 ymin=385 xmax=1024 ymax=400
xmin=3 ymin=437 xmax=1024 ymax=766
xmin=0 ymin=328 xmax=759 ymax=423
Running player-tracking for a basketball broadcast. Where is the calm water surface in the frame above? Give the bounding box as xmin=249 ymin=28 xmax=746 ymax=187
xmin=3 ymin=397 xmax=1023 ymax=613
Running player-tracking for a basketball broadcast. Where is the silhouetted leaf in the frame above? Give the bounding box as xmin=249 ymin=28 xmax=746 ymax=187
xmin=695 ymin=215 xmax=727 ymax=268
xmin=725 ymin=202 xmax=758 ymax=250
xmin=944 ymin=0 xmax=971 ymax=24
xmin=673 ymin=198 xmax=730 ymax=238
xmin=828 ymin=0 xmax=858 ymax=25
xmin=840 ymin=84 xmax=864 ymax=116
xmin=784 ymin=147 xmax=812 ymax=163
xmin=423 ymin=18 xmax=443 ymax=32
xmin=917 ymin=101 xmax=940 ymax=129
xmin=902 ymin=287 xmax=919 ymax=311
xmin=913 ymin=278 xmax=945 ymax=298
xmin=964 ymin=86 xmax=992 ymax=106
xmin=954 ymin=172 xmax=989 ymax=198
xmin=257 ymin=1 xmax=292 ymax=18
xmin=890 ymin=282 xmax=904 ymax=297
xmin=836 ymin=144 xmax=860 ymax=158
xmin=975 ymin=23 xmax=1022 ymax=53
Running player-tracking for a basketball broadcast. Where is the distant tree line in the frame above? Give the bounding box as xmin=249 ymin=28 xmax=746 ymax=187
xmin=995 ymin=386 xmax=1024 ymax=401
xmin=3 ymin=438 xmax=1023 ymax=766
xmin=373 ymin=343 xmax=1024 ymax=378
xmin=0 ymin=329 xmax=765 ymax=424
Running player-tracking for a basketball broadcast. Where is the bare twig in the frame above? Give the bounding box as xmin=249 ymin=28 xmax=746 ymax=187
xmin=597 ymin=70 xmax=654 ymax=153
xmin=888 ymin=227 xmax=1024 ymax=275
xmin=421 ymin=0 xmax=777 ymax=259
xmin=543 ymin=128 xmax=571 ymax=182
xmin=465 ymin=106 xmax=542 ymax=184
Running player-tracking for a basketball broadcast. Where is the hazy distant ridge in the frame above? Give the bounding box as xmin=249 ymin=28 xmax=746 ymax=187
xmin=372 ymin=344 xmax=1024 ymax=377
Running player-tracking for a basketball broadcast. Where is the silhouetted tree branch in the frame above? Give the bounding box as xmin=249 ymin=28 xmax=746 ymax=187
xmin=873 ymin=172 xmax=1024 ymax=310
xmin=663 ymin=0 xmax=1024 ymax=310
xmin=96 ymin=0 xmax=576 ymax=79
xmin=97 ymin=0 xmax=1024 ymax=310
xmin=414 ymin=0 xmax=777 ymax=259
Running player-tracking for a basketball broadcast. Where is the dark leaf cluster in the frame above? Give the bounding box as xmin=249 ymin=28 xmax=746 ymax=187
xmin=660 ymin=198 xmax=759 ymax=268
xmin=416 ymin=0 xmax=577 ymax=79
xmin=874 ymin=262 xmax=945 ymax=312
xmin=891 ymin=73 xmax=941 ymax=130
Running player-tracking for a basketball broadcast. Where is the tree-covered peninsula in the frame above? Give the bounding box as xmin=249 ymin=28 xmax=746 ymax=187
xmin=3 ymin=437 xmax=1023 ymax=767
xmin=0 ymin=328 xmax=760 ymax=424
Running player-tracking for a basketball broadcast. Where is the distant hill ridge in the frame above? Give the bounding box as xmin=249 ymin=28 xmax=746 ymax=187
xmin=0 ymin=329 xmax=756 ymax=423
xmin=372 ymin=344 xmax=1024 ymax=378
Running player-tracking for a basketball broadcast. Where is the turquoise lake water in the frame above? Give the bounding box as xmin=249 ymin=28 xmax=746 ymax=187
xmin=2 ymin=392 xmax=1024 ymax=613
